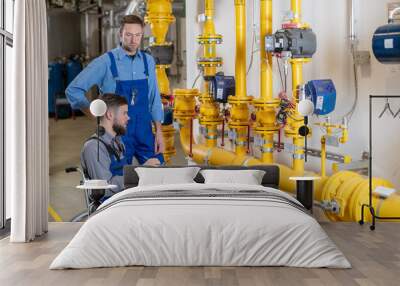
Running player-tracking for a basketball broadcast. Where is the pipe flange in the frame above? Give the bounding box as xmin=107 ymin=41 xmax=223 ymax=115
xmin=173 ymin=88 xmax=200 ymax=97
xmin=163 ymin=150 xmax=177 ymax=157
xmin=173 ymin=111 xmax=196 ymax=120
xmin=254 ymin=125 xmax=280 ymax=133
xmin=197 ymin=34 xmax=223 ymax=44
xmin=156 ymin=64 xmax=172 ymax=69
xmin=197 ymin=63 xmax=223 ymax=68
xmin=253 ymin=98 xmax=281 ymax=108
xmin=290 ymin=58 xmax=312 ymax=64
xmin=293 ymin=153 xmax=305 ymax=160
xmin=197 ymin=57 xmax=223 ymax=68
xmin=205 ymin=134 xmax=218 ymax=140
xmin=199 ymin=118 xmax=223 ymax=126
xmin=262 ymin=147 xmax=275 ymax=153
xmin=235 ymin=140 xmax=247 ymax=146
xmin=197 ymin=57 xmax=223 ymax=63
xmin=145 ymin=15 xmax=175 ymax=23
xmin=228 ymin=121 xmax=250 ymax=128
xmin=228 ymin=96 xmax=253 ymax=104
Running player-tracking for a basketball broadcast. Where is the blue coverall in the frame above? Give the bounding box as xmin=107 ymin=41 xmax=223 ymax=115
xmin=66 ymin=46 xmax=164 ymax=164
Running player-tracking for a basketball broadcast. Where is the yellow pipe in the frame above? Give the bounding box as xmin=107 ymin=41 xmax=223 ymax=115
xmin=177 ymin=115 xmax=400 ymax=223
xmin=291 ymin=0 xmax=302 ymax=24
xmin=197 ymin=0 xmax=222 ymax=77
xmin=196 ymin=1 xmax=222 ymax=147
xmin=202 ymin=0 xmax=219 ymax=77
xmin=321 ymin=136 xmax=326 ymax=177
xmin=173 ymin=1 xmax=400 ymax=224
xmin=145 ymin=0 xmax=175 ymax=45
xmin=146 ymin=0 xmax=176 ymax=162
xmin=284 ymin=0 xmax=310 ymax=173
xmin=253 ymin=0 xmax=279 ymax=164
xmin=155 ymin=66 xmax=170 ymax=96
xmin=228 ymin=0 xmax=252 ymax=156
xmin=260 ymin=0 xmax=272 ymax=101
xmin=286 ymin=60 xmax=306 ymax=172
xmin=234 ymin=0 xmax=246 ymax=99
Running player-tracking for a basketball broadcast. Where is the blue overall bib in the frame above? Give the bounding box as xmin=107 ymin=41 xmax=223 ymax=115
xmin=84 ymin=135 xmax=127 ymax=177
xmin=84 ymin=135 xmax=127 ymax=203
xmin=107 ymin=51 xmax=164 ymax=165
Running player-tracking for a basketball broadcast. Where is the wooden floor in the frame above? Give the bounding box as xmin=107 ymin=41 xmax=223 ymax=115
xmin=0 ymin=222 xmax=399 ymax=286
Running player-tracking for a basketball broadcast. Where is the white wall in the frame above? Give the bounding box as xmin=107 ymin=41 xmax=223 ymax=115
xmin=186 ymin=0 xmax=400 ymax=188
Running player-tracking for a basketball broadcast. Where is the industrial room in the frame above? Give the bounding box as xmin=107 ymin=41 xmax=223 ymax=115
xmin=1 ymin=0 xmax=400 ymax=285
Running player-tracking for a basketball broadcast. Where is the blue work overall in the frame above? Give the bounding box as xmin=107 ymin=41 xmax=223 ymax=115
xmin=84 ymin=136 xmax=127 ymax=203
xmin=107 ymin=51 xmax=164 ymax=165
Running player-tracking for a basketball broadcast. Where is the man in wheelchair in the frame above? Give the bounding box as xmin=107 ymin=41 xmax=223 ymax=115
xmin=80 ymin=93 xmax=161 ymax=212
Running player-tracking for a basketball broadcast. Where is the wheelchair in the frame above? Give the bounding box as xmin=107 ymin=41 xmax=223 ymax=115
xmin=65 ymin=166 xmax=109 ymax=222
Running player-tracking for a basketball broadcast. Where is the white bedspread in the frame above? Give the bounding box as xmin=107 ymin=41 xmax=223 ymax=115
xmin=50 ymin=183 xmax=351 ymax=269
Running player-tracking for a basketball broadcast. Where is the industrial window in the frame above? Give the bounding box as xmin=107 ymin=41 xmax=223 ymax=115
xmin=0 ymin=0 xmax=14 ymax=231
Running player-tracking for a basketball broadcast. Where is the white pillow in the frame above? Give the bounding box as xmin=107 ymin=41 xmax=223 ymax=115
xmin=136 ymin=167 xmax=201 ymax=186
xmin=200 ymin=169 xmax=266 ymax=185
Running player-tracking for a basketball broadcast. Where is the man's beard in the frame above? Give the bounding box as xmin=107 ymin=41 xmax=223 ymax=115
xmin=112 ymin=123 xmax=126 ymax=136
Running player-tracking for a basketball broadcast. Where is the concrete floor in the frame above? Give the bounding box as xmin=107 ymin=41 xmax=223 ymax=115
xmin=49 ymin=116 xmax=187 ymax=222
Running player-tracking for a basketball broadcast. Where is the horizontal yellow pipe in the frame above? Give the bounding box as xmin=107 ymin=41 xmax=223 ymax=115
xmin=179 ymin=120 xmax=321 ymax=194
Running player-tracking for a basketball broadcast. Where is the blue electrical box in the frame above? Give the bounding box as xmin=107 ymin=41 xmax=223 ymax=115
xmin=305 ymin=79 xmax=336 ymax=115
xmin=209 ymin=73 xmax=235 ymax=103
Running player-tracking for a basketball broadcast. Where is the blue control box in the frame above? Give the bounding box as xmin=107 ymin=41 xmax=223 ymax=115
xmin=305 ymin=79 xmax=336 ymax=115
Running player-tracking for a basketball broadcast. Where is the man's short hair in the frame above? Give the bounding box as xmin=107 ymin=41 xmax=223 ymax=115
xmin=120 ymin=14 xmax=145 ymax=33
xmin=99 ymin=94 xmax=128 ymax=118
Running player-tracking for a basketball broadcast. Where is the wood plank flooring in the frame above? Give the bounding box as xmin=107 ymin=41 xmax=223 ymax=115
xmin=0 ymin=222 xmax=399 ymax=286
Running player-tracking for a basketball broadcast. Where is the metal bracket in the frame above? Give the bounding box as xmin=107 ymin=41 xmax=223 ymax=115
xmin=320 ymin=200 xmax=340 ymax=214
xmin=325 ymin=135 xmax=340 ymax=147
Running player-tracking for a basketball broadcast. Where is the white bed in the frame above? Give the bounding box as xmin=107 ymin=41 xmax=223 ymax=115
xmin=50 ymin=183 xmax=351 ymax=269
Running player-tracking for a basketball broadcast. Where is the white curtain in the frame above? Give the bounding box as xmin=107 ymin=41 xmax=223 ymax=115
xmin=8 ymin=0 xmax=49 ymax=242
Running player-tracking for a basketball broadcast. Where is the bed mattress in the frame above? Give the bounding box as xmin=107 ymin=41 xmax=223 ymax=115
xmin=50 ymin=183 xmax=351 ymax=269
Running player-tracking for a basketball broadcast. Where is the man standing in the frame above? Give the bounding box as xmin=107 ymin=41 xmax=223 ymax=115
xmin=67 ymin=14 xmax=164 ymax=165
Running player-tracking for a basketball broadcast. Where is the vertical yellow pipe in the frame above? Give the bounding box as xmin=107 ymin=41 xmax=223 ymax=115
xmin=291 ymin=61 xmax=305 ymax=172
xmin=235 ymin=0 xmax=246 ymax=99
xmin=291 ymin=0 xmax=302 ymax=24
xmin=256 ymin=0 xmax=277 ymax=164
xmin=145 ymin=0 xmax=176 ymax=162
xmin=155 ymin=67 xmax=170 ymax=96
xmin=260 ymin=0 xmax=273 ymax=101
xmin=291 ymin=62 xmax=303 ymax=100
xmin=197 ymin=0 xmax=222 ymax=148
xmin=288 ymin=0 xmax=306 ymax=173
xmin=203 ymin=0 xmax=217 ymax=77
xmin=228 ymin=0 xmax=252 ymax=156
